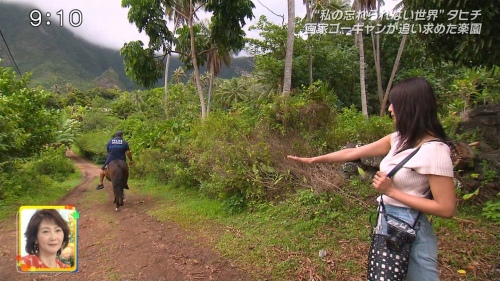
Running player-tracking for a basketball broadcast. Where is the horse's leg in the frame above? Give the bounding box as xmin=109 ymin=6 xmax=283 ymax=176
xmin=119 ymin=186 xmax=124 ymax=206
xmin=123 ymin=162 xmax=129 ymax=201
xmin=114 ymin=184 xmax=120 ymax=211
xmin=122 ymin=184 xmax=126 ymax=204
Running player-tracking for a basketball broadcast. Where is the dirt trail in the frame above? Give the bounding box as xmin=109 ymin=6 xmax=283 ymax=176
xmin=0 ymin=151 xmax=253 ymax=281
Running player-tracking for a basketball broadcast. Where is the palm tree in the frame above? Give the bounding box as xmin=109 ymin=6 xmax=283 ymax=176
xmin=186 ymin=0 xmax=210 ymax=118
xmin=372 ymin=0 xmax=385 ymax=105
xmin=172 ymin=67 xmax=185 ymax=84
xmin=379 ymin=2 xmax=407 ymax=116
xmin=379 ymin=34 xmax=407 ymax=116
xmin=303 ymin=0 xmax=349 ymax=87
xmin=151 ymin=0 xmax=206 ymax=117
xmin=200 ymin=72 xmax=211 ymax=88
xmin=216 ymin=78 xmax=248 ymax=108
xmin=354 ymin=0 xmax=375 ymax=117
xmin=51 ymin=84 xmax=62 ymax=95
xmin=283 ymin=0 xmax=295 ymax=96
xmin=206 ymin=49 xmax=231 ymax=113
xmin=193 ymin=19 xmax=233 ymax=115
xmin=163 ymin=0 xmax=196 ymax=117
xmin=304 ymin=0 xmax=314 ymax=86
xmin=206 ymin=45 xmax=231 ymax=114
xmin=164 ymin=1 xmax=194 ymax=91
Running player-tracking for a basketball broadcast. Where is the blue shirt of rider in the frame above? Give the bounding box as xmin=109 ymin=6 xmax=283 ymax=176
xmin=106 ymin=137 xmax=130 ymax=163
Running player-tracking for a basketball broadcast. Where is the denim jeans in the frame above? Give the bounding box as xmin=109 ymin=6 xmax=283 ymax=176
xmin=375 ymin=204 xmax=439 ymax=281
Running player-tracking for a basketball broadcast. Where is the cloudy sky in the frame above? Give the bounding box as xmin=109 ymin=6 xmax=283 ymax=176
xmin=1 ymin=0 xmax=397 ymax=50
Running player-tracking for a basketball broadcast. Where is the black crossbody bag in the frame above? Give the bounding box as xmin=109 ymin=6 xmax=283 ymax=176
xmin=367 ymin=147 xmax=424 ymax=281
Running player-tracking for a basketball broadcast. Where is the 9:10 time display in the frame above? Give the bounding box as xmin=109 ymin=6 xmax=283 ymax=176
xmin=30 ymin=9 xmax=83 ymax=27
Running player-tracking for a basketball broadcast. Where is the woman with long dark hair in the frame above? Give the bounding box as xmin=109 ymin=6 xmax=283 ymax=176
xmin=287 ymin=77 xmax=456 ymax=280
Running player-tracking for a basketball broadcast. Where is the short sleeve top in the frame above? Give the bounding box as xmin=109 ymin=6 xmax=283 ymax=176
xmin=378 ymin=133 xmax=454 ymax=207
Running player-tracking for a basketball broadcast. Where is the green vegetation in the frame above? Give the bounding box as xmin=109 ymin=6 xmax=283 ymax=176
xmin=1 ymin=0 xmax=500 ymax=279
xmin=126 ymin=176 xmax=499 ymax=280
xmin=0 ymin=147 xmax=81 ymax=221
xmin=0 ymin=61 xmax=81 ymax=220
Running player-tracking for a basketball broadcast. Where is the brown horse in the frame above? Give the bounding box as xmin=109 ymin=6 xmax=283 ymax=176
xmin=105 ymin=160 xmax=129 ymax=211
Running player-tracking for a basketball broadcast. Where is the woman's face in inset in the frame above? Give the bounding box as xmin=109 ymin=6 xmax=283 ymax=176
xmin=36 ymin=219 xmax=64 ymax=255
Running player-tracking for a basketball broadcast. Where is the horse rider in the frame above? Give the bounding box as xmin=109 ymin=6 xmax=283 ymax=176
xmin=96 ymin=130 xmax=134 ymax=190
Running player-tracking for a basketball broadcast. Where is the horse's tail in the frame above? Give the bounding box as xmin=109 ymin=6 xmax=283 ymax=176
xmin=112 ymin=160 xmax=128 ymax=207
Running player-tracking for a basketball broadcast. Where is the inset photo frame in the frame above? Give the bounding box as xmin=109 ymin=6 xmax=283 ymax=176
xmin=17 ymin=205 xmax=79 ymax=273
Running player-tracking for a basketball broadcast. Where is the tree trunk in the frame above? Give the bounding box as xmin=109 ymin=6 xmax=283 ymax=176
xmin=371 ymin=33 xmax=383 ymax=103
xmin=164 ymin=53 xmax=172 ymax=117
xmin=356 ymin=1 xmax=368 ymax=117
xmin=207 ymin=70 xmax=214 ymax=114
xmin=305 ymin=0 xmax=313 ymax=86
xmin=379 ymin=34 xmax=407 ymax=117
xmin=163 ymin=20 xmax=179 ymax=118
xmin=373 ymin=0 xmax=383 ymax=104
xmin=189 ymin=0 xmax=207 ymax=118
xmin=359 ymin=34 xmax=368 ymax=117
xmin=282 ymin=0 xmax=295 ymax=96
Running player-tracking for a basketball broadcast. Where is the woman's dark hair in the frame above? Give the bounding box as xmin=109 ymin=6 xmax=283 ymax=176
xmin=24 ymin=209 xmax=70 ymax=255
xmin=389 ymin=77 xmax=447 ymax=153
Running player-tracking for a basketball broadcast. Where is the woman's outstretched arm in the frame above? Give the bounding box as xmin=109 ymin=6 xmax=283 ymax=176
xmin=287 ymin=134 xmax=392 ymax=164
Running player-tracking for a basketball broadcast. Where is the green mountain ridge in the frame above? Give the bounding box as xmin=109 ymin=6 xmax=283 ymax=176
xmin=0 ymin=2 xmax=253 ymax=91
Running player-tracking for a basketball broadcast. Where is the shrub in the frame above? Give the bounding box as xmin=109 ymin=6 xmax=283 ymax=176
xmin=80 ymin=110 xmax=121 ymax=132
xmin=134 ymin=148 xmax=196 ymax=188
xmin=326 ymin=106 xmax=393 ymax=150
xmin=258 ymin=87 xmax=336 ymax=141
xmin=163 ymin=84 xmax=200 ymax=120
xmin=26 ymin=147 xmax=75 ymax=182
xmin=74 ymin=131 xmax=109 ymax=163
xmin=129 ymin=114 xmax=198 ymax=188
xmin=189 ymin=111 xmax=280 ymax=204
xmin=110 ymin=97 xmax=137 ymax=119
xmin=0 ymin=147 xmax=75 ymax=205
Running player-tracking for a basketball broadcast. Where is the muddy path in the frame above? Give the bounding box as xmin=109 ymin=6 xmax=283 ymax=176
xmin=0 ymin=151 xmax=253 ymax=281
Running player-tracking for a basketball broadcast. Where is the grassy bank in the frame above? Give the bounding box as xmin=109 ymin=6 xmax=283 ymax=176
xmin=127 ymin=177 xmax=500 ymax=281
xmin=0 ymin=172 xmax=81 ymax=222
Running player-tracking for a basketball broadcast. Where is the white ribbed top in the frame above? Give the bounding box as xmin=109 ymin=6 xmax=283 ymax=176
xmin=378 ymin=133 xmax=454 ymax=207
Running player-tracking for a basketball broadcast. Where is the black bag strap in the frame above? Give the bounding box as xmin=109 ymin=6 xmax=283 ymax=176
xmin=386 ymin=146 xmax=421 ymax=178
xmin=380 ymin=146 xmax=423 ymax=229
